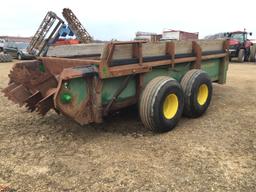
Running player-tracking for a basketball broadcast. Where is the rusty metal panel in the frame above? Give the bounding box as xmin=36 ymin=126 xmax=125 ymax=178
xmin=7 ymin=84 xmax=31 ymax=106
xmin=41 ymin=57 xmax=100 ymax=76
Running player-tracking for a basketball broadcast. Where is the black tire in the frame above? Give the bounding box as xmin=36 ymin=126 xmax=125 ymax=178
xmin=238 ymin=49 xmax=245 ymax=62
xmin=249 ymin=45 xmax=256 ymax=62
xmin=229 ymin=54 xmax=232 ymax=62
xmin=181 ymin=69 xmax=212 ymax=118
xmin=245 ymin=48 xmax=250 ymax=62
xmin=139 ymin=76 xmax=184 ymax=132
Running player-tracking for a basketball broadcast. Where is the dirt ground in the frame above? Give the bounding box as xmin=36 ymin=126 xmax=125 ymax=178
xmin=0 ymin=61 xmax=255 ymax=192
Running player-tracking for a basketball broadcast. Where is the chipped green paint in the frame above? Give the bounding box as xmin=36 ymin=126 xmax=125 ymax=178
xmin=143 ymin=62 xmax=191 ymax=86
xmin=39 ymin=63 xmax=45 ymax=73
xmin=101 ymin=76 xmax=136 ymax=105
xmin=201 ymin=59 xmax=220 ymax=81
xmin=60 ymin=78 xmax=88 ymax=105
xmin=144 ymin=59 xmax=222 ymax=85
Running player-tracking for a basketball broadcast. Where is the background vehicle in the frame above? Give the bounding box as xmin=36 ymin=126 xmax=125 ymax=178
xmin=225 ymin=31 xmax=253 ymax=62
xmin=3 ymin=42 xmax=35 ymax=60
xmin=205 ymin=31 xmax=256 ymax=62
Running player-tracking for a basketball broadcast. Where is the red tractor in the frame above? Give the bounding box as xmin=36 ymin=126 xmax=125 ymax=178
xmin=225 ymin=31 xmax=254 ymax=62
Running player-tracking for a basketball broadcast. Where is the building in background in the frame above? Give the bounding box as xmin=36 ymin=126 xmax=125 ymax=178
xmin=0 ymin=36 xmax=32 ymax=43
xmin=135 ymin=30 xmax=199 ymax=42
xmin=162 ymin=29 xmax=199 ymax=40
xmin=135 ymin=32 xmax=162 ymax=42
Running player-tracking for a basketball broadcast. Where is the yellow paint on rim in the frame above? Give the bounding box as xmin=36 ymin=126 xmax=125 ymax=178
xmin=163 ymin=93 xmax=179 ymax=119
xmin=197 ymin=84 xmax=209 ymax=105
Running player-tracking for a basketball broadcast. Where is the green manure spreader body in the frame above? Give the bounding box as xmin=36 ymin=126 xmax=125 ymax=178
xmin=3 ymin=40 xmax=229 ymax=132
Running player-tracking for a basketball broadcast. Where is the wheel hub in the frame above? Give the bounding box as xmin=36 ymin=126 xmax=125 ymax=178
xmin=163 ymin=93 xmax=178 ymax=119
xmin=197 ymin=84 xmax=208 ymax=105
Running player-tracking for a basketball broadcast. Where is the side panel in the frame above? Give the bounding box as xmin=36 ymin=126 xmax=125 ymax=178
xmin=101 ymin=58 xmax=225 ymax=106
xmin=201 ymin=59 xmax=220 ymax=81
xmin=60 ymin=78 xmax=88 ymax=105
xmin=143 ymin=58 xmax=223 ymax=86
xmin=143 ymin=62 xmax=191 ymax=86
xmin=101 ymin=76 xmax=136 ymax=105
xmin=55 ymin=77 xmax=93 ymax=125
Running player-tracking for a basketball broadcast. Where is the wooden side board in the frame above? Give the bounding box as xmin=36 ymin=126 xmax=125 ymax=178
xmin=98 ymin=40 xmax=228 ymax=79
xmin=101 ymin=40 xmax=226 ymax=61
xmin=46 ymin=40 xmax=226 ymax=59
xmin=174 ymin=40 xmax=193 ymax=54
xmin=109 ymin=41 xmax=193 ymax=60
xmin=197 ymin=40 xmax=224 ymax=52
xmin=47 ymin=43 xmax=105 ymax=57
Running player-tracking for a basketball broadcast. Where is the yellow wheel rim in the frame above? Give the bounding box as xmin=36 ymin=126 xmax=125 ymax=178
xmin=197 ymin=84 xmax=209 ymax=106
xmin=163 ymin=93 xmax=179 ymax=119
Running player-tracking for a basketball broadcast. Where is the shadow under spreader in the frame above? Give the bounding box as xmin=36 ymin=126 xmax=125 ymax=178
xmin=40 ymin=105 xmax=149 ymax=138
xmin=101 ymin=105 xmax=148 ymax=134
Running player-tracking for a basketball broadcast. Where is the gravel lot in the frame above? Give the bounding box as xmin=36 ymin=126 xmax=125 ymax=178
xmin=0 ymin=61 xmax=255 ymax=192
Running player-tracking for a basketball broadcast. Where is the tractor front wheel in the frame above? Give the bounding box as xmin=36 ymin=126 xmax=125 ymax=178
xmin=238 ymin=49 xmax=245 ymax=62
xmin=249 ymin=45 xmax=256 ymax=62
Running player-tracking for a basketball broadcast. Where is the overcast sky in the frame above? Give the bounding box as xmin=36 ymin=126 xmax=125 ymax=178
xmin=1 ymin=0 xmax=256 ymax=40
